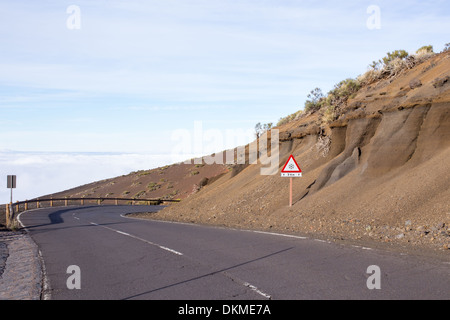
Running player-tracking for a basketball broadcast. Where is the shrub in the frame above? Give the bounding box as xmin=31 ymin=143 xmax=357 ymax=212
xmin=444 ymin=43 xmax=450 ymax=52
xmin=276 ymin=110 xmax=303 ymax=126
xmin=358 ymin=69 xmax=383 ymax=85
xmin=255 ymin=122 xmax=274 ymax=137
xmin=322 ymin=105 xmax=336 ymax=123
xmin=385 ymin=57 xmax=409 ymax=77
xmin=381 ymin=50 xmax=409 ymax=66
xmin=134 ymin=190 xmax=146 ymax=198
xmin=318 ymin=78 xmax=360 ymax=114
xmin=416 ymin=45 xmax=433 ymax=54
xmin=329 ymin=78 xmax=361 ymax=99
xmin=360 ymin=45 xmax=437 ymax=85
xmin=413 ymin=48 xmax=435 ymax=63
xmin=147 ymin=182 xmax=161 ymax=191
xmin=304 ymin=88 xmax=325 ymax=112
xmin=358 ymin=68 xmax=382 ymax=85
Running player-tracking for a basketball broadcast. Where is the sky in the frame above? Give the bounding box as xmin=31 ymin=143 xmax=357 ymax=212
xmin=1 ymin=0 xmax=449 ymax=201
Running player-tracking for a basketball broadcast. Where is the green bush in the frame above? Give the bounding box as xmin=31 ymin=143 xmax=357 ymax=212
xmin=304 ymin=88 xmax=325 ymax=112
xmin=276 ymin=110 xmax=303 ymax=126
xmin=134 ymin=190 xmax=146 ymax=198
xmin=328 ymin=78 xmax=361 ymax=99
xmin=381 ymin=50 xmax=409 ymax=66
xmin=147 ymin=182 xmax=161 ymax=191
xmin=416 ymin=45 xmax=433 ymax=54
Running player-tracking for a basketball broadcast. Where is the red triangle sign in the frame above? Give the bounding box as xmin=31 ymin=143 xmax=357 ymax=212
xmin=281 ymin=155 xmax=302 ymax=177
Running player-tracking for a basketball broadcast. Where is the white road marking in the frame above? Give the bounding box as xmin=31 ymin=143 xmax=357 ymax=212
xmin=38 ymin=250 xmax=52 ymax=300
xmin=89 ymin=221 xmax=183 ymax=256
xmin=116 ymin=230 xmax=131 ymax=236
xmin=352 ymin=245 xmax=374 ymax=251
xmin=243 ymin=282 xmax=271 ymax=300
xmin=158 ymin=246 xmax=184 ymax=256
xmin=251 ymin=230 xmax=308 ymax=240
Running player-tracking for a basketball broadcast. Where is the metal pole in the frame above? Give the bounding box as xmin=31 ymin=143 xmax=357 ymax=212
xmin=289 ymin=177 xmax=293 ymax=207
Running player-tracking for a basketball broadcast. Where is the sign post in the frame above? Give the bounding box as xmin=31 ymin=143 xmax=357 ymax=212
xmin=281 ymin=155 xmax=302 ymax=207
xmin=7 ymin=175 xmax=16 ymax=224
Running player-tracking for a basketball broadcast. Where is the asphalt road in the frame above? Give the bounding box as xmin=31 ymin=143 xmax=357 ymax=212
xmin=18 ymin=205 xmax=449 ymax=300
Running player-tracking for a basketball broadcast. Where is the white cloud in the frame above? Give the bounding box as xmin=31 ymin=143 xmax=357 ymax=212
xmin=0 ymin=151 xmax=177 ymax=202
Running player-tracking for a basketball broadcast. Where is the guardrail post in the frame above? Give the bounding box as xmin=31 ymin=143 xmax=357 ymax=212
xmin=25 ymin=201 xmax=28 ymax=211
xmin=16 ymin=201 xmax=19 ymax=213
xmin=65 ymin=197 xmax=68 ymax=207
xmin=5 ymin=203 xmax=10 ymax=227
xmin=115 ymin=198 xmax=118 ymax=206
xmin=81 ymin=198 xmax=84 ymax=205
xmin=36 ymin=200 xmax=40 ymax=209
xmin=50 ymin=198 xmax=53 ymax=207
xmin=9 ymin=202 xmax=14 ymax=226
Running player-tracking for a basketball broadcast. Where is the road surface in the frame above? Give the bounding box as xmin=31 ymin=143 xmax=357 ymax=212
xmin=18 ymin=205 xmax=449 ymax=300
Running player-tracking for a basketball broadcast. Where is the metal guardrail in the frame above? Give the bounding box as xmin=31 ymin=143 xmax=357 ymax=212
xmin=3 ymin=197 xmax=180 ymax=227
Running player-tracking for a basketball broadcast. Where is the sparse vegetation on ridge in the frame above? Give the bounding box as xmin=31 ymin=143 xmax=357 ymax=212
xmin=276 ymin=44 xmax=444 ymax=127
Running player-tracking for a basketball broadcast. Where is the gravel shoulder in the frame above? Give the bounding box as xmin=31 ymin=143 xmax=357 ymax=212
xmin=128 ymin=211 xmax=450 ymax=263
xmin=0 ymin=230 xmax=43 ymax=300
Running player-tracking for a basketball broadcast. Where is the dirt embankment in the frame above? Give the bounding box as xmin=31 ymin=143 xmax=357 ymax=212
xmin=145 ymin=52 xmax=450 ymax=253
xmin=44 ymin=161 xmax=229 ymax=203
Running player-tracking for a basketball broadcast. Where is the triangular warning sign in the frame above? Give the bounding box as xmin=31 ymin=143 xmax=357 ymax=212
xmin=281 ymin=155 xmax=302 ymax=177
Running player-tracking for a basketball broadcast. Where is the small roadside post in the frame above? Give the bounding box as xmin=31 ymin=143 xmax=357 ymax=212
xmin=281 ymin=155 xmax=302 ymax=207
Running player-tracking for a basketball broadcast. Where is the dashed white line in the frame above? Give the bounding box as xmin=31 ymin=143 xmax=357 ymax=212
xmin=251 ymin=230 xmax=308 ymax=240
xmin=243 ymin=282 xmax=271 ymax=300
xmin=158 ymin=246 xmax=183 ymax=256
xmin=352 ymin=245 xmax=374 ymax=251
xmin=89 ymin=221 xmax=183 ymax=256
xmin=116 ymin=230 xmax=131 ymax=236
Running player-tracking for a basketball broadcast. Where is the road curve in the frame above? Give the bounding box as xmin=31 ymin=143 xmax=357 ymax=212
xmin=18 ymin=205 xmax=449 ymax=300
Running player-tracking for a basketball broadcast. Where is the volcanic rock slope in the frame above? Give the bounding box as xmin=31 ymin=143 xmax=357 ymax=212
xmin=153 ymin=52 xmax=450 ymax=250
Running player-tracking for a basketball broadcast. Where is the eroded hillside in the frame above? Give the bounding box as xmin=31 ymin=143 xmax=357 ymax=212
xmin=146 ymin=51 xmax=450 ymax=252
